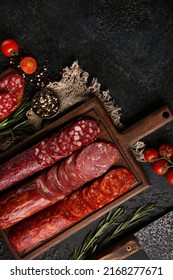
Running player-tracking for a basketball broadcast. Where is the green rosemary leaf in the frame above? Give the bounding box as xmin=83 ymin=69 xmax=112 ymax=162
xmin=98 ymin=204 xmax=156 ymax=250
xmin=69 ymin=207 xmax=125 ymax=260
xmin=0 ymin=98 xmax=31 ymax=131
xmin=69 ymin=204 xmax=156 ymax=260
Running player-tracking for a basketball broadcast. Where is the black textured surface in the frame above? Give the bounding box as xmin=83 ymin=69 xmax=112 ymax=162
xmin=0 ymin=0 xmax=173 ymax=259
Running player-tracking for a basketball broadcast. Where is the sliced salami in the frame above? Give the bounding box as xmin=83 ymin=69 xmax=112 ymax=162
xmin=0 ymin=71 xmax=25 ymax=121
xmin=0 ymin=118 xmax=100 ymax=192
xmin=8 ymin=167 xmax=134 ymax=252
xmin=45 ymin=165 xmax=67 ymax=196
xmin=63 ymin=190 xmax=92 ymax=218
xmin=56 ymin=161 xmax=75 ymax=192
xmin=82 ymin=179 xmax=106 ymax=210
xmin=99 ymin=170 xmax=126 ymax=197
xmin=0 ymin=141 xmax=120 ymax=230
xmin=67 ymin=119 xmax=100 ymax=149
xmin=36 ymin=173 xmax=65 ymax=200
xmin=63 ymin=152 xmax=86 ymax=189
xmin=76 ymin=142 xmax=119 ymax=179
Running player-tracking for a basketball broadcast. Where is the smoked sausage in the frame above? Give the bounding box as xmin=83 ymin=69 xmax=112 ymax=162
xmin=0 ymin=142 xmax=119 ymax=229
xmin=8 ymin=167 xmax=134 ymax=252
xmin=0 ymin=119 xmax=100 ymax=191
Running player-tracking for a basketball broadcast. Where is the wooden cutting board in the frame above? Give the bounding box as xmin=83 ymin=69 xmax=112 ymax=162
xmin=1 ymin=96 xmax=173 ymax=259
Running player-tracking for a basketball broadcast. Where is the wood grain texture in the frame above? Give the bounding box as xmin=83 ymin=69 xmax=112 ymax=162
xmin=91 ymin=235 xmax=140 ymax=260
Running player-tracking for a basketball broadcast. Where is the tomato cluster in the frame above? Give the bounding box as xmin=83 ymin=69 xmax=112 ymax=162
xmin=0 ymin=39 xmax=37 ymax=74
xmin=144 ymin=143 xmax=173 ymax=184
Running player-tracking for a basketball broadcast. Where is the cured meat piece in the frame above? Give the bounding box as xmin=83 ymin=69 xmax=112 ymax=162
xmin=45 ymin=119 xmax=100 ymax=161
xmin=0 ymin=119 xmax=100 ymax=192
xmin=0 ymin=69 xmax=25 ymax=121
xmin=76 ymin=142 xmax=119 ymax=179
xmin=64 ymin=152 xmax=87 ymax=187
xmin=8 ymin=168 xmax=134 ymax=252
xmin=45 ymin=165 xmax=68 ymax=196
xmin=62 ymin=190 xmax=92 ymax=218
xmin=36 ymin=173 xmax=65 ymax=200
xmin=81 ymin=179 xmax=109 ymax=210
xmin=56 ymin=161 xmax=74 ymax=192
xmin=98 ymin=170 xmax=126 ymax=197
xmin=0 ymin=182 xmax=56 ymax=230
xmin=0 ymin=141 xmax=119 ymax=230
xmin=8 ymin=203 xmax=77 ymax=252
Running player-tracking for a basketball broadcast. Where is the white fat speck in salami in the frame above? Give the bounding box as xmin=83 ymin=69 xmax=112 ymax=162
xmin=0 ymin=73 xmax=25 ymax=121
xmin=0 ymin=119 xmax=100 ymax=191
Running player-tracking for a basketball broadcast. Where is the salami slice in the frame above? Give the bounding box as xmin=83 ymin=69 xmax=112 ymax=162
xmin=56 ymin=161 xmax=75 ymax=192
xmin=64 ymin=152 xmax=87 ymax=187
xmin=81 ymin=179 xmax=108 ymax=210
xmin=0 ymin=71 xmax=25 ymax=121
xmin=0 ymin=119 xmax=100 ymax=192
xmin=76 ymin=142 xmax=119 ymax=179
xmin=63 ymin=190 xmax=92 ymax=218
xmin=36 ymin=173 xmax=65 ymax=200
xmin=45 ymin=165 xmax=67 ymax=196
xmin=8 ymin=167 xmax=134 ymax=252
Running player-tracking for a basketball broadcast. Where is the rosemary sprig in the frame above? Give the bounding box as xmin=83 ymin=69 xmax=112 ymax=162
xmin=0 ymin=98 xmax=31 ymax=131
xmin=69 ymin=204 xmax=156 ymax=260
xmin=69 ymin=208 xmax=125 ymax=260
xmin=98 ymin=204 xmax=156 ymax=251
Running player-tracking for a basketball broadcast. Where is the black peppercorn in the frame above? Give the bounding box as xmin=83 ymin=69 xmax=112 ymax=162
xmin=31 ymin=89 xmax=59 ymax=119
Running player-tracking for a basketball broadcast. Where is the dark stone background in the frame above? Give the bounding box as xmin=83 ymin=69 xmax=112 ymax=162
xmin=0 ymin=0 xmax=173 ymax=259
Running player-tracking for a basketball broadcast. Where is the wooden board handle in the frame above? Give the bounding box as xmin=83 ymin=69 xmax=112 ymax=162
xmin=91 ymin=235 xmax=140 ymax=260
xmin=119 ymin=105 xmax=173 ymax=147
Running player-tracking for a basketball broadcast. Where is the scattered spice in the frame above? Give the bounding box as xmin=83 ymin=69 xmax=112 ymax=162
xmin=32 ymin=89 xmax=59 ymax=118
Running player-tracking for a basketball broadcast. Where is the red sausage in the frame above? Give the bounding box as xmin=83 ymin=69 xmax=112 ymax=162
xmin=0 ymin=141 xmax=119 ymax=229
xmin=0 ymin=71 xmax=25 ymax=121
xmin=0 ymin=119 xmax=100 ymax=192
xmin=8 ymin=168 xmax=134 ymax=252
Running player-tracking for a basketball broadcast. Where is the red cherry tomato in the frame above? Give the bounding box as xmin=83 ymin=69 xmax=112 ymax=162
xmin=20 ymin=56 xmax=37 ymax=74
xmin=152 ymin=159 xmax=169 ymax=175
xmin=0 ymin=39 xmax=19 ymax=57
xmin=159 ymin=143 xmax=173 ymax=159
xmin=143 ymin=148 xmax=159 ymax=163
xmin=165 ymin=169 xmax=173 ymax=184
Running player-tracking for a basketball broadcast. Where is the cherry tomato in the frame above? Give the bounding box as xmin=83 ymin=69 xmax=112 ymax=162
xmin=143 ymin=148 xmax=159 ymax=163
xmin=159 ymin=143 xmax=173 ymax=159
xmin=165 ymin=169 xmax=173 ymax=184
xmin=20 ymin=56 xmax=37 ymax=74
xmin=152 ymin=159 xmax=169 ymax=175
xmin=0 ymin=39 xmax=19 ymax=57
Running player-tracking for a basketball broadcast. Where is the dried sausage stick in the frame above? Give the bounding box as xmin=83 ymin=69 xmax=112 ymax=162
xmin=0 ymin=119 xmax=100 ymax=192
xmin=8 ymin=168 xmax=134 ymax=252
xmin=0 ymin=142 xmax=119 ymax=229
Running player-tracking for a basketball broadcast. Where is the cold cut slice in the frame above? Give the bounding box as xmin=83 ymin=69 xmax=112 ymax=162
xmin=76 ymin=142 xmax=119 ymax=179
xmin=0 ymin=69 xmax=25 ymax=121
xmin=0 ymin=119 xmax=100 ymax=192
xmin=64 ymin=152 xmax=87 ymax=187
xmin=8 ymin=167 xmax=134 ymax=252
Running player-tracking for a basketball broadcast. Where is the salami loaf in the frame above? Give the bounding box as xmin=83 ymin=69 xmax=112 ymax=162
xmin=8 ymin=168 xmax=134 ymax=252
xmin=0 ymin=141 xmax=119 ymax=229
xmin=0 ymin=119 xmax=100 ymax=192
xmin=0 ymin=69 xmax=25 ymax=121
